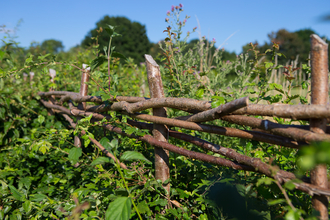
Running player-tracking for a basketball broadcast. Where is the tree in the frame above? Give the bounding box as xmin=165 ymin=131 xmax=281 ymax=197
xmin=40 ymin=39 xmax=64 ymax=54
xmin=81 ymin=16 xmax=151 ymax=63
xmin=243 ymin=28 xmax=330 ymax=64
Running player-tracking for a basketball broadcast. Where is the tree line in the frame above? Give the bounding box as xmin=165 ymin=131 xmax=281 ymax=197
xmin=2 ymin=15 xmax=329 ymax=64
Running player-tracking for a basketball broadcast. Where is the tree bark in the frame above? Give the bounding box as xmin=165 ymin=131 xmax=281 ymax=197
xmin=310 ymin=34 xmax=329 ymax=220
xmin=145 ymin=54 xmax=170 ymax=194
xmin=74 ymin=64 xmax=90 ymax=167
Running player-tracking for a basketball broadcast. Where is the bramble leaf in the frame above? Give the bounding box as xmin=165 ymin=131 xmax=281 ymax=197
xmin=9 ymin=185 xmax=23 ymax=201
xmin=68 ymin=148 xmax=82 ymax=164
xmin=91 ymin=56 xmax=107 ymax=72
xmin=91 ymin=157 xmax=111 ymax=166
xmin=120 ymin=151 xmax=151 ymax=164
xmin=105 ymin=196 xmax=132 ymax=220
xmin=112 ymin=52 xmax=127 ymax=60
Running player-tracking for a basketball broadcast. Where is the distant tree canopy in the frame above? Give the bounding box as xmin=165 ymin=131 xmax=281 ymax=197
xmin=40 ymin=39 xmax=64 ymax=54
xmin=81 ymin=16 xmax=151 ymax=63
xmin=242 ymin=28 xmax=330 ymax=64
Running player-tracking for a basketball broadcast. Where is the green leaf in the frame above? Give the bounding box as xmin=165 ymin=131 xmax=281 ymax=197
xmin=211 ymin=96 xmax=225 ymax=108
xmin=268 ymin=199 xmax=285 ymax=206
xmin=137 ymin=200 xmax=151 ymax=214
xmin=105 ymin=25 xmax=115 ymax=36
xmin=30 ymin=194 xmax=48 ymax=202
xmin=37 ymin=115 xmax=45 ymax=124
xmin=196 ymin=88 xmax=204 ymax=99
xmin=9 ymin=185 xmax=23 ymax=201
xmin=264 ymin=62 xmax=273 ymax=69
xmin=112 ymin=52 xmax=127 ymax=60
xmin=100 ymin=137 xmax=112 ymax=151
xmin=105 ymin=196 xmax=132 ymax=220
xmin=284 ymin=181 xmax=295 ymax=190
xmin=79 ymin=113 xmax=93 ymax=124
xmin=112 ymin=32 xmax=122 ymax=38
xmin=110 ymin=139 xmax=118 ymax=149
xmin=120 ymin=151 xmax=151 ymax=164
xmin=23 ymin=200 xmax=32 ymax=213
xmin=68 ymin=148 xmax=82 ymax=164
xmin=91 ymin=157 xmax=111 ymax=166
xmin=37 ymin=53 xmax=51 ymax=61
xmin=25 ymin=55 xmax=34 ymax=64
xmin=4 ymin=121 xmax=11 ymax=134
xmin=103 ymin=46 xmax=108 ymax=55
xmin=285 ymin=209 xmax=300 ymax=220
xmin=0 ymin=50 xmax=5 ymax=60
xmin=301 ymin=81 xmax=308 ymax=89
xmin=37 ymin=140 xmax=51 ymax=154
xmin=264 ymin=49 xmax=272 ymax=54
xmin=269 ymin=83 xmax=283 ymax=90
xmin=90 ymin=56 xmax=107 ymax=72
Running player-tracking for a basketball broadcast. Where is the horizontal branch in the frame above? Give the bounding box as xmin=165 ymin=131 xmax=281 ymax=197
xmin=93 ymin=117 xmax=330 ymax=196
xmin=221 ymin=115 xmax=330 ymax=143
xmin=176 ymin=96 xmax=249 ymax=123
xmin=38 ymin=91 xmax=150 ymax=104
xmin=86 ymin=97 xmax=212 ymax=114
xmin=40 ymin=92 xmax=330 ymax=120
xmin=232 ymin=104 xmax=330 ymax=120
xmin=127 ymin=113 xmax=304 ymax=149
xmin=41 ymin=100 xmax=304 ymax=149
xmin=41 ymin=102 xmax=330 ymax=196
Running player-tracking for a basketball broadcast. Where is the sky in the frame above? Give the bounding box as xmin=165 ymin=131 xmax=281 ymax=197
xmin=1 ymin=0 xmax=330 ymax=54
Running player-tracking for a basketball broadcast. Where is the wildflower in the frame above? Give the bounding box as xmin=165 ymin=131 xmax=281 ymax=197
xmin=166 ymin=11 xmax=170 ymax=16
xmin=175 ymin=6 xmax=179 ymax=10
xmin=179 ymin=3 xmax=183 ymax=8
xmin=171 ymin=5 xmax=174 ymax=11
xmin=179 ymin=21 xmax=182 ymax=26
xmin=212 ymin=38 xmax=216 ymax=42
xmin=165 ymin=18 xmax=169 ymax=22
xmin=193 ymin=27 xmax=197 ymax=31
xmin=226 ymin=60 xmax=231 ymax=64
xmin=183 ymin=19 xmax=187 ymax=23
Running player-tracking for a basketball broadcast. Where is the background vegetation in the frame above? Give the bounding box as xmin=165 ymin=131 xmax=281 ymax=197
xmin=0 ymin=4 xmax=329 ymax=220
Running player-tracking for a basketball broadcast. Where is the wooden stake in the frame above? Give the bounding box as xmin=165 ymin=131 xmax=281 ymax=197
xmin=310 ymin=34 xmax=329 ymax=220
xmin=145 ymin=54 xmax=170 ymax=194
xmin=29 ymin=72 xmax=34 ymax=87
xmin=74 ymin=64 xmax=90 ymax=167
xmin=23 ymin=72 xmax=28 ymax=81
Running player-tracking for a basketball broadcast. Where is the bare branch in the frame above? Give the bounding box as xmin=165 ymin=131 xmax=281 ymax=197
xmin=177 ymin=96 xmax=249 ymax=122
xmin=221 ymin=115 xmax=330 ymax=143
xmin=232 ymin=104 xmax=330 ymax=120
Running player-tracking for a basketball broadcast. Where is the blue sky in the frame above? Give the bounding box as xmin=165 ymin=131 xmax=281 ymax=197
xmin=1 ymin=0 xmax=330 ymax=54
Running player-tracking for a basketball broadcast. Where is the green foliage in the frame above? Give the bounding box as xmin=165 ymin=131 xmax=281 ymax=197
xmin=242 ymin=28 xmax=330 ymax=65
xmin=40 ymin=39 xmax=64 ymax=54
xmin=0 ymin=4 xmax=328 ymax=220
xmin=81 ymin=16 xmax=151 ymax=63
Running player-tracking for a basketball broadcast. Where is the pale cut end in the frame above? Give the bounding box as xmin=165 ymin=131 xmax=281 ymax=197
xmin=144 ymin=54 xmax=159 ymax=67
xmin=82 ymin=64 xmax=91 ymax=71
xmin=49 ymin=69 xmax=56 ymax=78
xmin=23 ymin=72 xmax=28 ymax=76
xmin=311 ymin=34 xmax=328 ymax=46
xmin=29 ymin=72 xmax=35 ymax=76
